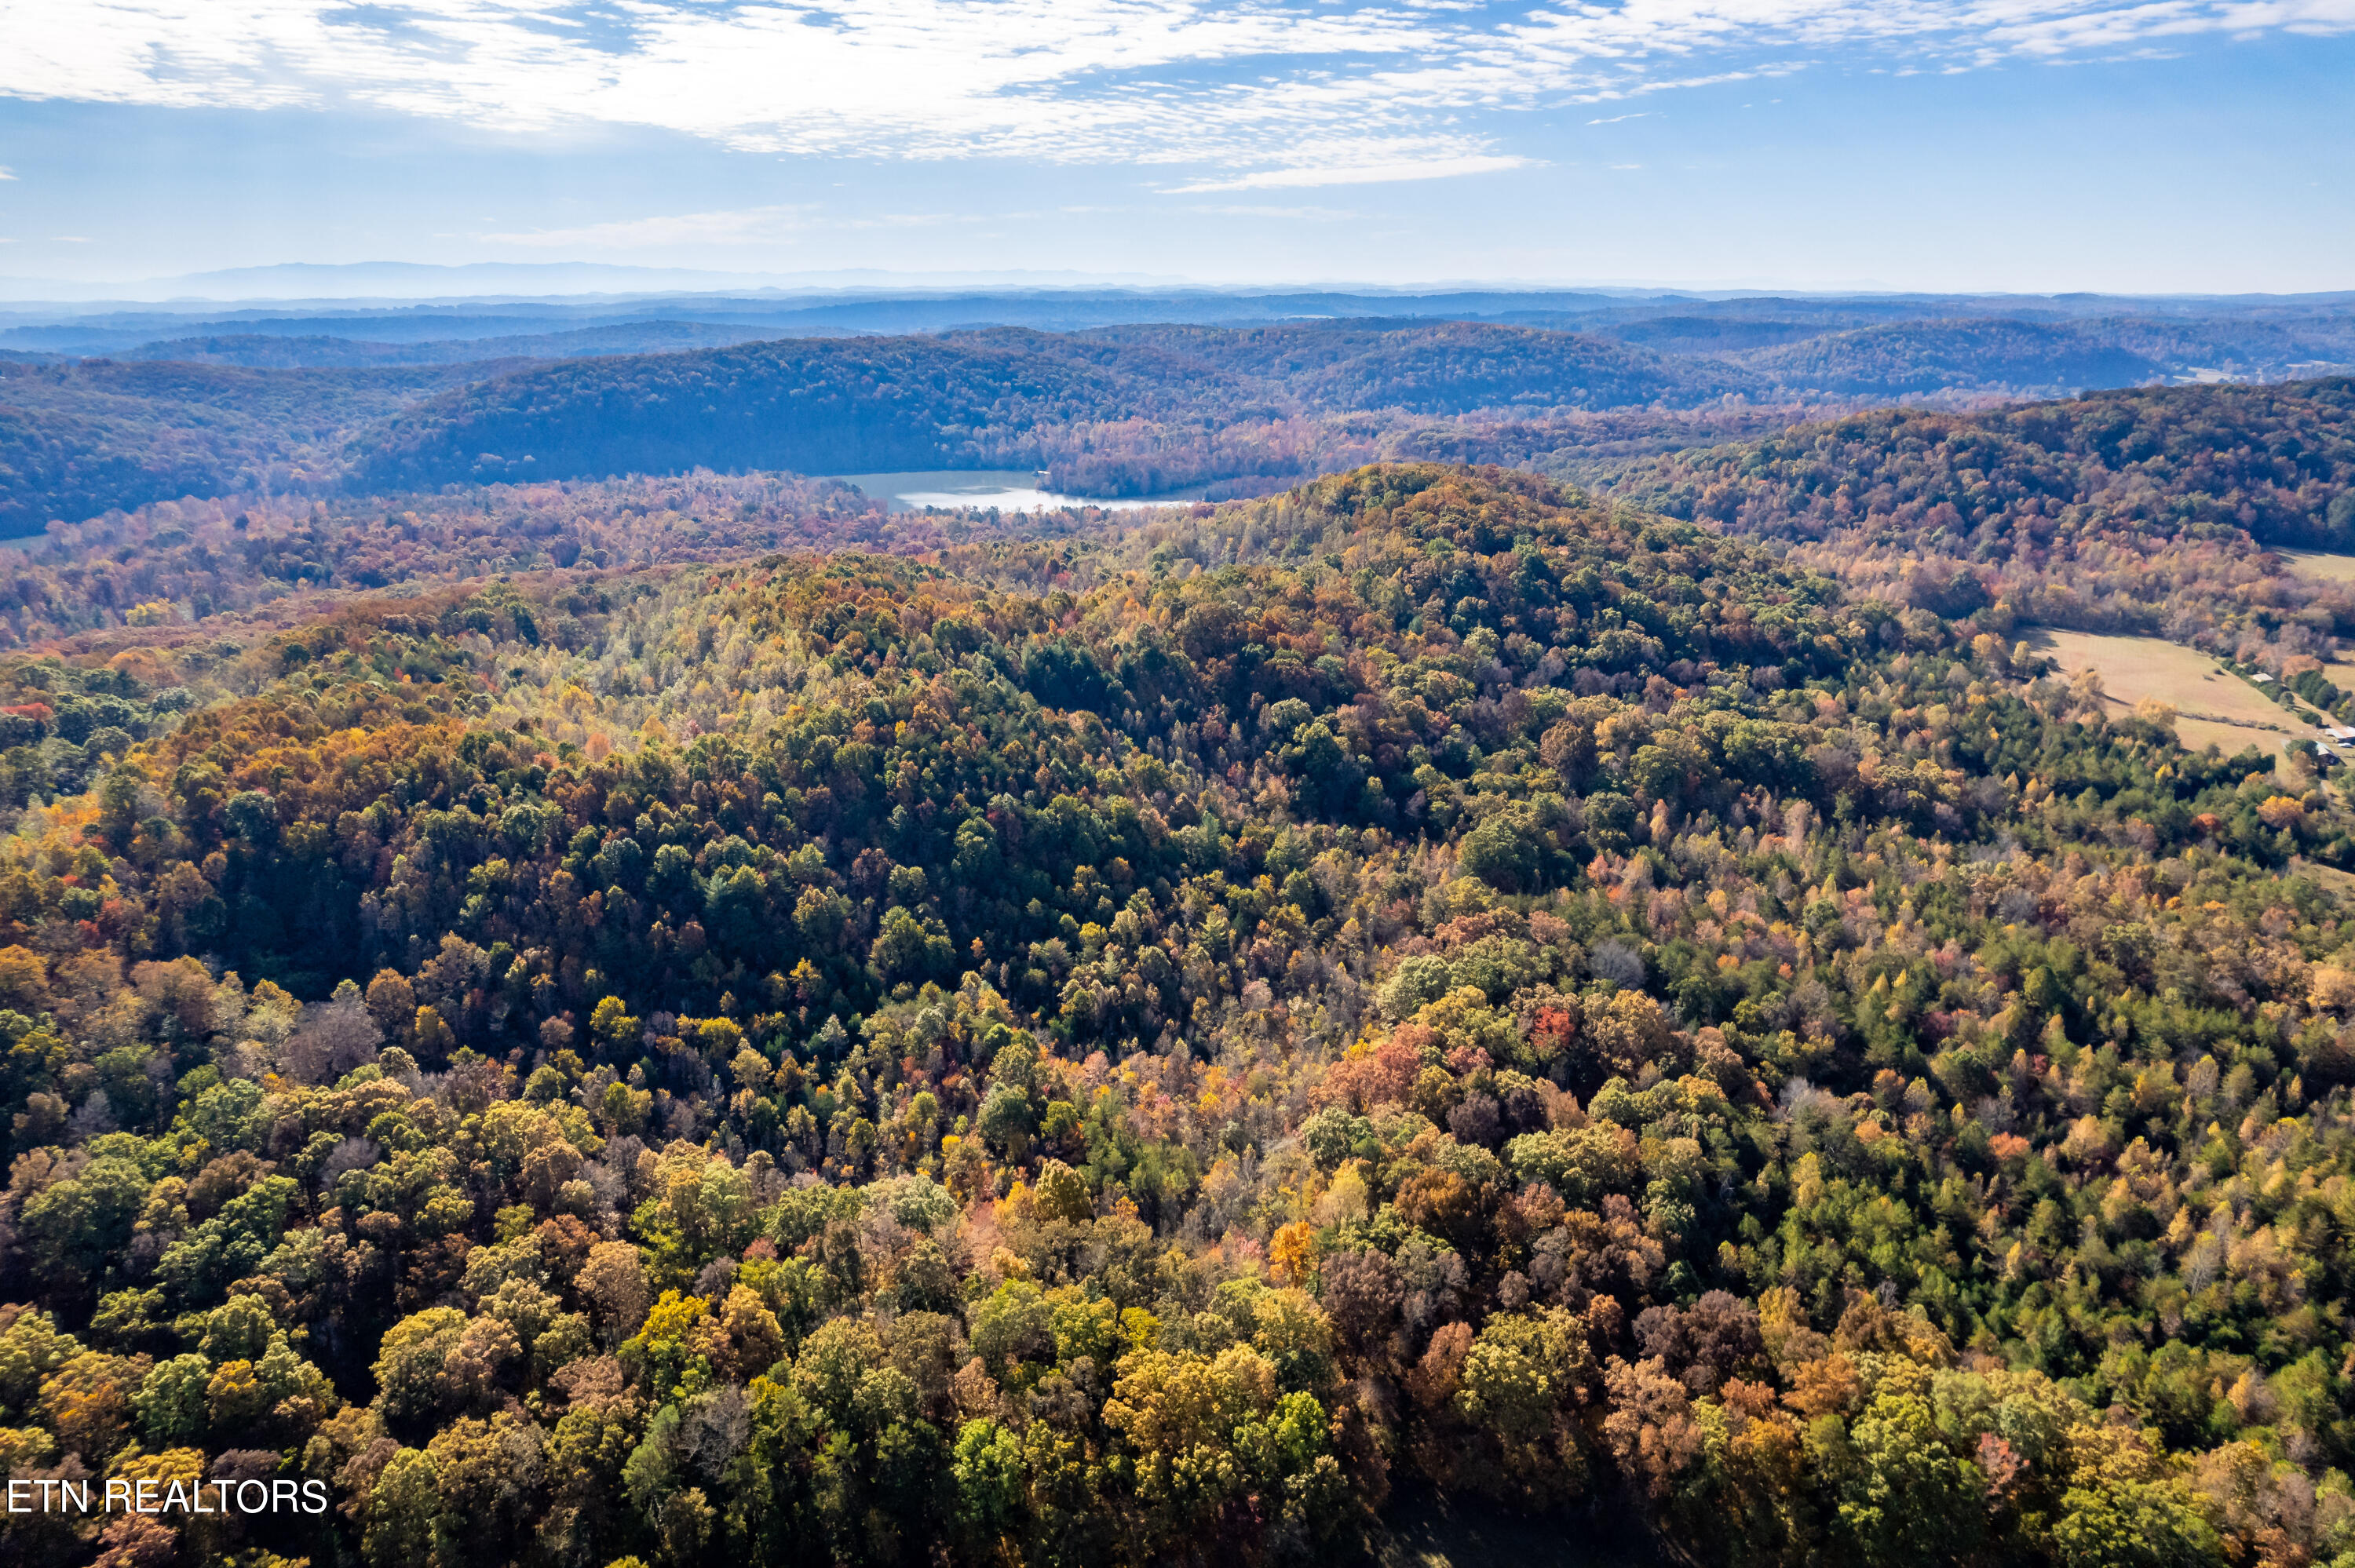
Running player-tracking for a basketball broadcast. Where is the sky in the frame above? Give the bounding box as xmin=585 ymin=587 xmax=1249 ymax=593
xmin=0 ymin=0 xmax=2350 ymax=297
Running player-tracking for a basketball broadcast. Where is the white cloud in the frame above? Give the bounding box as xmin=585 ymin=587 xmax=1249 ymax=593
xmin=1 ymin=0 xmax=2347 ymax=191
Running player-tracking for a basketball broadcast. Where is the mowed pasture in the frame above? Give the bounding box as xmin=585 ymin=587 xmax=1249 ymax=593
xmin=2280 ymin=549 xmax=2355 ymax=584
xmin=2025 ymin=629 xmax=2297 ymax=764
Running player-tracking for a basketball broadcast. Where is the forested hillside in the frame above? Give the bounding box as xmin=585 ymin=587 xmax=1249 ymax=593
xmin=1075 ymin=321 xmax=1753 ymax=413
xmin=0 ymin=361 xmax=502 ymax=538
xmin=1726 ymin=321 xmax=2168 ymax=397
xmin=0 ymin=320 xmax=1780 ymax=536
xmin=352 ymin=323 xmax=1758 ymax=494
xmin=0 ymin=472 xmax=957 ymax=651
xmin=350 ymin=330 xmax=1198 ymax=493
xmin=0 ymin=463 xmax=2353 ymax=1566
xmin=6 ymin=302 xmax=2353 ymax=542
xmin=1588 ymin=377 xmax=2355 ymax=656
xmin=1596 ymin=307 xmax=2355 ymax=389
xmin=119 ymin=324 xmax=785 ymax=370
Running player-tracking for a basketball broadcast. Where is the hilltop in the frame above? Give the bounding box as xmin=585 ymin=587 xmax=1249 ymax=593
xmin=1583 ymin=376 xmax=2355 ymax=647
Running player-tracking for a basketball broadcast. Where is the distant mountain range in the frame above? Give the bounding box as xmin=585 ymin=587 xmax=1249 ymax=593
xmin=0 ymin=261 xmax=1196 ymax=304
xmin=2 ymin=290 xmax=2352 ymax=536
xmin=9 ymin=283 xmax=2355 ymax=356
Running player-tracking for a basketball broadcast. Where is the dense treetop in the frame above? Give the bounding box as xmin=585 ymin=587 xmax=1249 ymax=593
xmin=0 ymin=462 xmax=2353 ymax=1566
xmin=0 ymin=360 xmax=496 ymax=538
xmin=1587 ymin=377 xmax=2355 ymax=660
xmin=1724 ymin=320 xmax=2168 ymax=398
xmin=1595 ymin=377 xmax=2355 ymax=549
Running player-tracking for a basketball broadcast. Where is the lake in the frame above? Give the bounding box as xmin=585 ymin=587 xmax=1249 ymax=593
xmin=828 ymin=469 xmax=1205 ymax=513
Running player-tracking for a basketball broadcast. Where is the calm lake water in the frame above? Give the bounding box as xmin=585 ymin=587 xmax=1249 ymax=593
xmin=830 ymin=470 xmax=1205 ymax=514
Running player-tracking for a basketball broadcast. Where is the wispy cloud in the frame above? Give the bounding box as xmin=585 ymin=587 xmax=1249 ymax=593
xmin=1190 ymin=203 xmax=1359 ymax=220
xmin=1170 ymin=154 xmax=1533 ymax=192
xmin=1588 ymin=112 xmax=1653 ymax=125
xmin=3 ymin=0 xmax=2348 ymax=194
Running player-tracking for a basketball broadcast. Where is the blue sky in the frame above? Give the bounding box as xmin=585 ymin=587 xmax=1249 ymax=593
xmin=2 ymin=0 xmax=2350 ymax=296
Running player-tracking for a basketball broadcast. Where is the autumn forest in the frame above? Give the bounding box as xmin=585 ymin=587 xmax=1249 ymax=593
xmin=1 ymin=311 xmax=2354 ymax=1568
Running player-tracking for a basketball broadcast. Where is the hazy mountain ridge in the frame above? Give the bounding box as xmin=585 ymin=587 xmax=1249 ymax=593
xmin=2 ymin=297 xmax=2353 ymax=536
xmin=0 ymin=359 xmax=508 ymax=534
xmin=114 ymin=323 xmax=796 ymax=368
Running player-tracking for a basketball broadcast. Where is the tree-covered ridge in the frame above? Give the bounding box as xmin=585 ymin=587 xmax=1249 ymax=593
xmin=0 ymin=473 xmax=1125 ymax=654
xmin=0 ymin=465 xmax=2351 ymax=1566
xmin=1071 ymin=320 xmax=1755 ymax=413
xmin=10 ymin=300 xmax=2355 ymax=544
xmin=0 ymin=361 xmax=498 ymax=538
xmin=0 ymin=397 xmax=1822 ymax=655
xmin=352 ymin=323 xmax=1765 ymax=497
xmin=350 ymin=330 xmax=1180 ymax=493
xmin=1586 ymin=377 xmax=2355 ymax=660
xmin=1723 ymin=319 xmax=2171 ymax=397
xmin=0 ymin=320 xmax=1781 ymax=539
xmin=117 ymin=323 xmax=786 ymax=370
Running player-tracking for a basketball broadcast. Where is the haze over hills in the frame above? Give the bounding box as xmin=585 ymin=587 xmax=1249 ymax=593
xmin=113 ymin=324 xmax=798 ymax=370
xmin=3 ymin=288 xmax=2353 ymax=540
xmin=9 ymin=283 xmax=2355 ymax=359
xmin=349 ymin=322 xmax=1764 ymax=494
xmin=0 ymin=261 xmax=1199 ymax=304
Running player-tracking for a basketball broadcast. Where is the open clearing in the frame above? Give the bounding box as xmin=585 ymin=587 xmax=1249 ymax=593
xmin=2280 ymin=549 xmax=2355 ymax=584
xmin=2291 ymin=856 xmax=2355 ymax=897
xmin=2025 ymin=629 xmax=2298 ymax=764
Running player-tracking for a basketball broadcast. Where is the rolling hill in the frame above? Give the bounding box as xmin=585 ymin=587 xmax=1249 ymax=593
xmin=1728 ymin=319 xmax=2170 ymax=396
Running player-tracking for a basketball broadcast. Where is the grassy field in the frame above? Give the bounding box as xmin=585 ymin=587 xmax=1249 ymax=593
xmin=2025 ymin=629 xmax=2299 ymax=764
xmin=2280 ymin=549 xmax=2355 ymax=583
xmin=2291 ymin=856 xmax=2355 ymax=897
